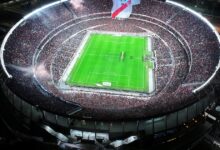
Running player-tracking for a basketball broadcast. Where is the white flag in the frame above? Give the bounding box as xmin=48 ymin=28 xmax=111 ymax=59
xmin=111 ymin=0 xmax=141 ymax=19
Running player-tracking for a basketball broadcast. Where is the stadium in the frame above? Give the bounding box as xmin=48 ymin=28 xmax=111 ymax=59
xmin=0 ymin=0 xmax=220 ymax=149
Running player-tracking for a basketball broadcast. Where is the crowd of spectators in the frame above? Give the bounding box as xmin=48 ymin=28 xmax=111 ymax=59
xmin=1 ymin=0 xmax=219 ymax=120
xmin=168 ymin=10 xmax=220 ymax=84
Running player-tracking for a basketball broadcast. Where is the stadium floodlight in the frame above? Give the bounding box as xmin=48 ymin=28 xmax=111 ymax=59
xmin=24 ymin=0 xmax=68 ymax=19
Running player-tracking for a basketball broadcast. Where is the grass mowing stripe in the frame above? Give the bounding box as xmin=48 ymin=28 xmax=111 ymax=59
xmin=66 ymin=33 xmax=152 ymax=93
xmin=67 ymin=36 xmax=91 ymax=83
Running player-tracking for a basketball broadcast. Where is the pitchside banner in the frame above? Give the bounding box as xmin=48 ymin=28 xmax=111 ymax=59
xmin=111 ymin=0 xmax=141 ymax=19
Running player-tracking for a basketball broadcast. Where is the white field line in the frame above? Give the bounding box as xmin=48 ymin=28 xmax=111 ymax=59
xmin=147 ymin=37 xmax=155 ymax=93
xmin=61 ymin=30 xmax=149 ymax=83
xmin=148 ymin=69 xmax=155 ymax=93
xmin=148 ymin=37 xmax=152 ymax=52
xmin=62 ymin=32 xmax=91 ymax=82
xmin=55 ymin=25 xmax=107 ymax=85
xmin=60 ymin=30 xmax=156 ymax=96
xmin=90 ymin=30 xmax=149 ymax=37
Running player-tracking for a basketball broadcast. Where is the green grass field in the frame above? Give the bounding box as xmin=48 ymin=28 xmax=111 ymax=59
xmin=65 ymin=33 xmax=154 ymax=92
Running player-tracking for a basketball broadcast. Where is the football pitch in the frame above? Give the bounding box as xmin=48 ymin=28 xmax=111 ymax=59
xmin=64 ymin=33 xmax=154 ymax=93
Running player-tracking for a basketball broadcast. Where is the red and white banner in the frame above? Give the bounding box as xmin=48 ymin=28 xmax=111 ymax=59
xmin=111 ymin=0 xmax=140 ymax=19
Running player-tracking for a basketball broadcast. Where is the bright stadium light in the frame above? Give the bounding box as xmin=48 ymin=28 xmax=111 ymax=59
xmin=24 ymin=0 xmax=68 ymax=19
